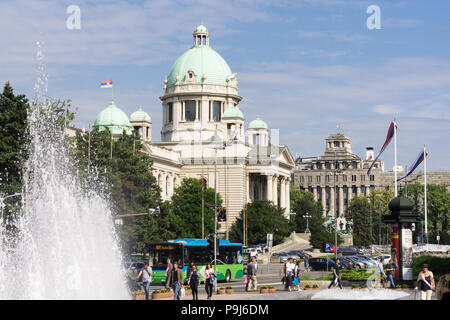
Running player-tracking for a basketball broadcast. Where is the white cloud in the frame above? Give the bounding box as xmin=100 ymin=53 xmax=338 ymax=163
xmin=373 ymin=104 xmax=403 ymax=115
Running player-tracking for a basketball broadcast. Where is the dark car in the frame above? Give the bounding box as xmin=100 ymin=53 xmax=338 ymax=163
xmin=308 ymin=257 xmax=336 ymax=271
xmin=332 ymin=257 xmax=355 ymax=270
xmin=337 ymin=246 xmax=359 ymax=255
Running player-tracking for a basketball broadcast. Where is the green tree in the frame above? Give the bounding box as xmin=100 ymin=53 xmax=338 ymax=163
xmin=400 ymin=183 xmax=450 ymax=245
xmin=0 ymin=82 xmax=29 ymax=223
xmin=368 ymin=189 xmax=394 ymax=245
xmin=347 ymin=196 xmax=373 ymax=246
xmin=289 ymin=186 xmax=339 ymax=249
xmin=74 ymin=128 xmax=162 ymax=254
xmin=169 ymin=178 xmax=221 ymax=239
xmin=229 ymin=200 xmax=291 ymax=246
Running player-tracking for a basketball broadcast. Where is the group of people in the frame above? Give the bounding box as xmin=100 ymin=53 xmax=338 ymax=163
xmin=136 ymin=258 xmax=216 ymax=300
xmin=283 ymin=258 xmax=302 ymax=291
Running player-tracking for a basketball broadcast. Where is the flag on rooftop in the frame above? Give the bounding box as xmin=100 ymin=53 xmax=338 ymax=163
xmin=100 ymin=80 xmax=113 ymax=88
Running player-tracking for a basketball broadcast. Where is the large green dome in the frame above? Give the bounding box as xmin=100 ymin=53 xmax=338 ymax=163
xmin=166 ymin=25 xmax=233 ymax=87
xmin=93 ymin=101 xmax=132 ymax=135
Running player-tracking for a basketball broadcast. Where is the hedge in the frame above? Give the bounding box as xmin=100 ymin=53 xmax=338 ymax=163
xmin=413 ymin=255 xmax=450 ymax=280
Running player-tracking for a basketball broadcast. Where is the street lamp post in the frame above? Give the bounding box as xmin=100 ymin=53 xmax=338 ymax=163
xmin=209 ymin=125 xmax=236 ymax=276
xmin=303 ymin=212 xmax=312 ymax=233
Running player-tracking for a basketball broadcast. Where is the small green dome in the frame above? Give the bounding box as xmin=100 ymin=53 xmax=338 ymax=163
xmin=130 ymin=107 xmax=151 ymax=122
xmin=223 ymin=105 xmax=244 ymax=119
xmin=93 ymin=101 xmax=132 ymax=135
xmin=194 ymin=24 xmax=208 ymax=33
xmin=248 ymin=117 xmax=268 ymax=129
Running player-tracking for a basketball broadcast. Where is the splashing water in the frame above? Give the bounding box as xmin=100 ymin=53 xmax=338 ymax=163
xmin=311 ymin=288 xmax=413 ymax=300
xmin=0 ymin=42 xmax=129 ymax=299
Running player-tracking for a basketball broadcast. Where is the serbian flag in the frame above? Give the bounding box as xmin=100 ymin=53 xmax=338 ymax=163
xmin=367 ymin=122 xmax=396 ymax=175
xmin=100 ymin=79 xmax=113 ymax=88
xmin=397 ymin=149 xmax=428 ymax=182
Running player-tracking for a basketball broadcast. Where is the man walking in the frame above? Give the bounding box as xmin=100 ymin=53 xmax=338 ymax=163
xmin=165 ymin=258 xmax=173 ymax=288
xmin=167 ymin=262 xmax=184 ymax=300
xmin=377 ymin=258 xmax=387 ymax=289
xmin=247 ymin=258 xmax=258 ymax=291
xmin=136 ymin=261 xmax=152 ymax=300
xmin=385 ymin=259 xmax=395 ymax=288
xmin=328 ymin=258 xmax=343 ymax=289
xmin=285 ymin=258 xmax=294 ymax=291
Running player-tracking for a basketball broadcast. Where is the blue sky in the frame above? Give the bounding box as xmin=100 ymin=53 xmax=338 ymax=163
xmin=1 ymin=0 xmax=450 ymax=171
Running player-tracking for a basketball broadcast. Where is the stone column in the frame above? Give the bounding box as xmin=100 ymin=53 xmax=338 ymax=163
xmin=330 ymin=186 xmax=335 ymax=217
xmin=280 ymin=178 xmax=286 ymax=209
xmin=356 ymin=186 xmax=361 ymax=196
xmin=285 ymin=178 xmax=290 ymax=217
xmin=321 ymin=187 xmax=327 ymax=217
xmin=272 ymin=175 xmax=278 ymax=206
xmin=266 ymin=174 xmax=273 ymax=202
xmin=339 ymin=187 xmax=344 ymax=216
xmin=348 ymin=186 xmax=353 ymax=202
xmin=246 ymin=173 xmax=250 ymax=203
xmin=161 ymin=172 xmax=167 ymax=201
xmin=313 ymin=187 xmax=318 ymax=201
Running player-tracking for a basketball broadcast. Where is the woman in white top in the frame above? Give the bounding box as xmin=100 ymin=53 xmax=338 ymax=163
xmin=204 ymin=263 xmax=215 ymax=300
xmin=416 ymin=264 xmax=435 ymax=300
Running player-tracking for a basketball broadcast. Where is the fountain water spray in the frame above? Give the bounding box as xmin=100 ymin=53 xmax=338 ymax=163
xmin=0 ymin=42 xmax=129 ymax=299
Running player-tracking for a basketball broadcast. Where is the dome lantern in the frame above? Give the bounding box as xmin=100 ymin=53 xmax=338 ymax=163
xmin=193 ymin=24 xmax=209 ymax=47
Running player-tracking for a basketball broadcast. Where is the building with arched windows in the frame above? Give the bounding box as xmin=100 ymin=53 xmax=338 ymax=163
xmin=92 ymin=25 xmax=295 ymax=238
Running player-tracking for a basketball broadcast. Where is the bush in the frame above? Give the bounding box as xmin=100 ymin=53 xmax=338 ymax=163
xmin=413 ymin=256 xmax=450 ymax=280
xmin=318 ymin=269 xmax=376 ymax=281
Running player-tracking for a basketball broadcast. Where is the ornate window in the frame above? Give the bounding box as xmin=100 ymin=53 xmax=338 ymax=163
xmin=212 ymin=101 xmax=221 ymax=122
xmin=184 ymin=100 xmax=196 ymax=121
xmin=168 ymin=102 xmax=173 ymax=123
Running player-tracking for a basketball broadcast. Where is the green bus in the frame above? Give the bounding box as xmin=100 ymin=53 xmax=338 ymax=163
xmin=148 ymin=238 xmax=244 ymax=284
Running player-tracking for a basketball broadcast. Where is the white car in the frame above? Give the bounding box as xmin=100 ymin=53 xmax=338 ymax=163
xmin=245 ymin=248 xmax=258 ymax=258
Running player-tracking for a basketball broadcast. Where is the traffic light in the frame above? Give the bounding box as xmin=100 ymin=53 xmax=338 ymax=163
xmin=217 ymin=207 xmax=227 ymax=222
xmin=207 ymin=234 xmax=214 ymax=255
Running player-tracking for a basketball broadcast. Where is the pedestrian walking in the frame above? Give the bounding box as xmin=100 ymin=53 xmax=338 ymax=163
xmin=136 ymin=261 xmax=152 ymax=300
xmin=377 ymin=258 xmax=387 ymax=289
xmin=247 ymin=258 xmax=258 ymax=291
xmin=285 ymin=258 xmax=295 ymax=291
xmin=416 ymin=264 xmax=435 ymax=300
xmin=304 ymin=255 xmax=310 ymax=272
xmin=385 ymin=259 xmax=395 ymax=288
xmin=204 ymin=263 xmax=215 ymax=300
xmin=293 ymin=261 xmax=301 ymax=291
xmin=165 ymin=258 xmax=173 ymax=288
xmin=328 ymin=258 xmax=343 ymax=289
xmin=167 ymin=262 xmax=184 ymax=300
xmin=187 ymin=264 xmax=201 ymax=300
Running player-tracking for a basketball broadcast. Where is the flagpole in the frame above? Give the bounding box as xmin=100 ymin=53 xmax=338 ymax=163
xmin=111 ymin=79 xmax=114 ymax=101
xmin=394 ymin=120 xmax=398 ymax=196
xmin=424 ymin=145 xmax=428 ymax=249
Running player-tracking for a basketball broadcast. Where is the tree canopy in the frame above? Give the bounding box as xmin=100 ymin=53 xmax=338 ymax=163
xmin=229 ymin=200 xmax=292 ymax=246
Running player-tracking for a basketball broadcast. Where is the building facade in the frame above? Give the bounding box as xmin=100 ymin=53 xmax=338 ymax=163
xmin=92 ymin=25 xmax=295 ymax=238
xmin=293 ymin=132 xmax=450 ymax=217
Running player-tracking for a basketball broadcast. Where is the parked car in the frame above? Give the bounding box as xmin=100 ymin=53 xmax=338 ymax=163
xmin=374 ymin=255 xmax=391 ymax=265
xmin=309 ymin=257 xmax=336 ymax=271
xmin=332 ymin=257 xmax=355 ymax=270
xmin=345 ymin=256 xmax=365 ymax=269
xmin=272 ymin=252 xmax=290 ymax=263
xmin=285 ymin=251 xmax=302 ymax=260
xmin=244 ymin=248 xmax=258 ymax=258
xmin=337 ymin=246 xmax=359 ymax=255
xmin=356 ymin=255 xmax=377 ymax=268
